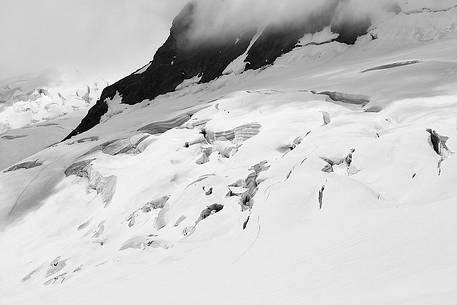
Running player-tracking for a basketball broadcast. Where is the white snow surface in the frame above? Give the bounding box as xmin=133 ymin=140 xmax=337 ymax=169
xmin=175 ymin=75 xmax=203 ymax=90
xmin=0 ymin=80 xmax=105 ymax=134
xmin=0 ymin=78 xmax=107 ymax=170
xmin=298 ymin=26 xmax=339 ymax=46
xmin=223 ymin=27 xmax=265 ymax=75
xmin=2 ymin=3 xmax=457 ymax=305
xmin=0 ymin=112 xmax=89 ymax=171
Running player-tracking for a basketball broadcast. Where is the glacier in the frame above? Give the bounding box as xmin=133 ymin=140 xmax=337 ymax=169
xmin=1 ymin=1 xmax=457 ymax=304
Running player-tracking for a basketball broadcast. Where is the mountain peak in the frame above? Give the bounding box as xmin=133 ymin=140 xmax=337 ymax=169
xmin=63 ymin=0 xmax=390 ymax=140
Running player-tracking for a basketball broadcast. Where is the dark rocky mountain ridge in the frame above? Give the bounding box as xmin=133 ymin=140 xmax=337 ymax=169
xmin=64 ymin=1 xmax=395 ymax=140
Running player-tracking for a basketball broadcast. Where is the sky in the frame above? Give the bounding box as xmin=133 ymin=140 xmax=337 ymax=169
xmin=0 ymin=0 xmax=400 ymax=87
xmin=0 ymin=0 xmax=187 ymax=85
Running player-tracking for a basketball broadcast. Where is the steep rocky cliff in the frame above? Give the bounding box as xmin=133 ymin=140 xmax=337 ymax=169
xmin=65 ymin=1 xmax=376 ymax=140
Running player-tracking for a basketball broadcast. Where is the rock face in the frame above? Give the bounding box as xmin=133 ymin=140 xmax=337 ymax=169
xmin=65 ymin=1 xmax=377 ymax=140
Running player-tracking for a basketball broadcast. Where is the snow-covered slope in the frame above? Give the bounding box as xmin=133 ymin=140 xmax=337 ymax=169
xmin=0 ymin=112 xmax=91 ymax=171
xmin=0 ymin=76 xmax=107 ymax=170
xmin=0 ymin=80 xmax=105 ymax=134
xmin=2 ymin=1 xmax=457 ymax=305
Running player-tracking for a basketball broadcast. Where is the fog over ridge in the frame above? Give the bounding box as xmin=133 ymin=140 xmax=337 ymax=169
xmin=180 ymin=0 xmax=400 ymax=45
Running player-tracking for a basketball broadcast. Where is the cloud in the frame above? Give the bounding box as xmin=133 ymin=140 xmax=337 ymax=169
xmin=182 ymin=0 xmax=400 ymax=45
xmin=0 ymin=0 xmax=400 ymax=85
xmin=0 ymin=0 xmax=188 ymax=83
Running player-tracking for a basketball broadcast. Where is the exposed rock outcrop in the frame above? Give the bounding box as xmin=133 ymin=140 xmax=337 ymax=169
xmin=64 ymin=3 xmax=253 ymax=140
xmin=64 ymin=1 xmax=386 ymax=140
